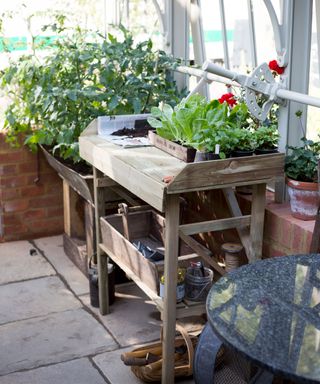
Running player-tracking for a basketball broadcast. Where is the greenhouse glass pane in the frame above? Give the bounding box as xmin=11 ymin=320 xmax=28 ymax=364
xmin=307 ymin=1 xmax=320 ymax=140
xmin=251 ymin=0 xmax=278 ymax=65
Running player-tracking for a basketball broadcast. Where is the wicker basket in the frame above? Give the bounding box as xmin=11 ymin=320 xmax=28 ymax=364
xmin=121 ymin=324 xmax=197 ymax=382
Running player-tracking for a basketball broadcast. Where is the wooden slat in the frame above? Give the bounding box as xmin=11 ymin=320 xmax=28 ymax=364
xmin=249 ymin=183 xmax=267 ymax=262
xmin=96 ymin=176 xmax=118 ymax=188
xmin=310 ymin=214 xmax=320 ymax=253
xmin=179 ymin=231 xmax=226 ymax=276
xmin=162 ymin=194 xmax=180 ymax=384
xmin=63 ymin=179 xmax=85 ymax=238
xmin=84 ymin=201 xmax=96 ymax=263
xmin=222 ymin=187 xmax=252 ymax=259
xmin=99 ymin=243 xmax=163 ymax=309
xmin=175 ymin=301 xmax=206 ymax=318
xmin=80 ymin=136 xmax=167 ymax=211
xmin=167 ymin=153 xmax=285 ymax=194
xmin=148 ymin=130 xmax=196 ymax=163
xmin=93 ymin=167 xmax=109 ymax=315
xmin=179 ymin=215 xmax=251 ymax=236
xmin=110 ymin=186 xmax=141 ymax=206
xmin=99 ymin=243 xmax=206 ymax=319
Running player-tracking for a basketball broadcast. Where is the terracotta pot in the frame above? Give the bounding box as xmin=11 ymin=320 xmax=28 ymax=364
xmin=286 ymin=178 xmax=320 ymax=220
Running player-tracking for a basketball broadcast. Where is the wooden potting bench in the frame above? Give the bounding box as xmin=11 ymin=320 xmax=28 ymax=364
xmin=79 ymin=119 xmax=284 ymax=384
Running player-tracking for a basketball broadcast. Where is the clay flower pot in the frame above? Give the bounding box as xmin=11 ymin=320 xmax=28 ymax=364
xmin=286 ymin=178 xmax=320 ymax=220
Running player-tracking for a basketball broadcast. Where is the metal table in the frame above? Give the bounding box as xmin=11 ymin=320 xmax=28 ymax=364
xmin=199 ymin=254 xmax=320 ymax=383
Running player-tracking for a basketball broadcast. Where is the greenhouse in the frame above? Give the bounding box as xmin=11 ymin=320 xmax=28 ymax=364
xmin=0 ymin=1 xmax=320 ymax=383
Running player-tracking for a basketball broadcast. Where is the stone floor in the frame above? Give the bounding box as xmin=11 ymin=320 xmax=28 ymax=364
xmin=0 ymin=235 xmax=195 ymax=383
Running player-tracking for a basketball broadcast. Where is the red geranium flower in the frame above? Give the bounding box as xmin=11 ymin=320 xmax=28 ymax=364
xmin=218 ymin=92 xmax=237 ymax=107
xmin=268 ymin=60 xmax=285 ymax=75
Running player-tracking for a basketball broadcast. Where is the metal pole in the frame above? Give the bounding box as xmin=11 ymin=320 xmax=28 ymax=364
xmin=188 ymin=0 xmax=208 ymax=97
xmin=316 ymin=0 xmax=320 ymax=81
xmin=247 ymin=0 xmax=257 ymax=68
xmin=219 ymin=0 xmax=230 ymax=69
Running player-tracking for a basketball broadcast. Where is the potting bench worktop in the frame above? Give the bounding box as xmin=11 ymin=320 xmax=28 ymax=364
xmin=79 ymin=119 xmax=284 ymax=384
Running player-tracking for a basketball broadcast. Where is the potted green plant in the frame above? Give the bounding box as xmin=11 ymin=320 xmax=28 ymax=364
xmin=254 ymin=124 xmax=279 ymax=154
xmin=148 ymin=92 xmax=253 ymax=161
xmin=285 ymin=137 xmax=320 ymax=220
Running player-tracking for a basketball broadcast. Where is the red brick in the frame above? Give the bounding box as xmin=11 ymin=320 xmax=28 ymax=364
xmin=292 ymin=226 xmax=307 ymax=253
xmin=0 ymin=188 xmax=21 ymax=200
xmin=29 ymin=195 xmax=62 ymax=208
xmin=305 ymin=231 xmax=313 ymax=252
xmin=46 ymin=206 xmax=64 ymax=218
xmin=18 ymin=162 xmax=38 ymax=174
xmin=269 ymin=246 xmax=286 ymax=257
xmin=45 ymin=182 xmax=63 ymax=194
xmin=22 ymin=150 xmax=37 ymax=162
xmin=2 ymin=214 xmax=21 ymax=225
xmin=1 ymin=175 xmax=27 ymax=188
xmin=264 ymin=211 xmax=281 ymax=242
xmin=4 ymin=200 xmax=29 ymax=213
xmin=3 ymin=223 xmax=28 ymax=236
xmin=279 ymin=219 xmax=293 ymax=249
xmin=0 ymin=164 xmax=17 ymax=176
xmin=24 ymin=208 xmax=46 ymax=220
xmin=0 ymin=152 xmax=24 ymax=163
xmin=28 ymin=217 xmax=63 ymax=233
xmin=20 ymin=185 xmax=45 ymax=197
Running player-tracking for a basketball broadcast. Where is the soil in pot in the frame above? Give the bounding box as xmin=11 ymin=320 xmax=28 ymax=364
xmin=255 ymin=147 xmax=279 ymax=155
xmin=111 ymin=120 xmax=152 ymax=137
xmin=194 ymin=151 xmax=220 ymax=162
xmin=287 ymin=178 xmax=320 ymax=220
xmin=231 ymin=149 xmax=254 ymax=158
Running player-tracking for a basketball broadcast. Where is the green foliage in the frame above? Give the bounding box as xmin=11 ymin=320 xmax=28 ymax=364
xmin=285 ymin=137 xmax=320 ymax=182
xmin=0 ymin=22 xmax=184 ymax=163
xmin=254 ymin=124 xmax=279 ymax=150
xmin=148 ymin=93 xmax=253 ymax=157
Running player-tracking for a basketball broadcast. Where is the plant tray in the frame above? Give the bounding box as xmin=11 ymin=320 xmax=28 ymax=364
xmin=100 ymin=209 xmax=195 ymax=294
xmin=148 ymin=131 xmax=196 ymax=163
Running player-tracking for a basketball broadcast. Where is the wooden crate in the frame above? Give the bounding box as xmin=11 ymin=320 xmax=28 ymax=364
xmin=100 ymin=210 xmax=194 ymax=294
xmin=148 ymin=131 xmax=196 ymax=163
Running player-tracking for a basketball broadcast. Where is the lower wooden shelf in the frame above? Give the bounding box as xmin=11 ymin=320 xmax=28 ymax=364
xmin=99 ymin=244 xmax=206 ymax=319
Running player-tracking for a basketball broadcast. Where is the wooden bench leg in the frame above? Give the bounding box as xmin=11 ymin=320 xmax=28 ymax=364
xmin=93 ymin=167 xmax=109 ymax=315
xmin=162 ymin=194 xmax=180 ymax=384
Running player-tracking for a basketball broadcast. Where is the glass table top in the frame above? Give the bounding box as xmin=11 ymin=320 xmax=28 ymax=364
xmin=207 ymin=254 xmax=320 ymax=383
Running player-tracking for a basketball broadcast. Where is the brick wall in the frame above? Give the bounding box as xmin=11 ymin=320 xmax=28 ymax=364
xmin=0 ymin=134 xmax=64 ymax=242
xmin=238 ymin=192 xmax=314 ymax=258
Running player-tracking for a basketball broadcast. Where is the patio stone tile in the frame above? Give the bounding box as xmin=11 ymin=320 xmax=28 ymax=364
xmin=0 ymin=358 xmax=106 ymax=384
xmin=0 ymin=241 xmax=55 ymax=284
xmin=0 ymin=276 xmax=81 ymax=325
xmin=34 ymin=235 xmax=89 ymax=296
xmin=79 ymin=283 xmax=161 ymax=347
xmin=0 ymin=308 xmax=117 ymax=375
xmin=94 ymin=346 xmax=195 ymax=384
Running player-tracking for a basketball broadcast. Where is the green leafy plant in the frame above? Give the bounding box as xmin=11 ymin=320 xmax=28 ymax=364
xmin=285 ymin=137 xmax=320 ymax=182
xmin=0 ymin=20 xmax=184 ymax=163
xmin=148 ymin=93 xmax=253 ymax=158
xmin=254 ymin=124 xmax=279 ymax=150
xmin=148 ymin=94 xmax=210 ymax=148
xmin=231 ymin=127 xmax=256 ymax=152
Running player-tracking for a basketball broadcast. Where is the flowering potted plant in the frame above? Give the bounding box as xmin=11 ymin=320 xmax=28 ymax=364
xmin=285 ymin=136 xmax=320 ymax=220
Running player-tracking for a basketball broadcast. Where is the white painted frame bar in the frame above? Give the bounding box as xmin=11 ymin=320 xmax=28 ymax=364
xmin=219 ymin=0 xmax=230 ymax=69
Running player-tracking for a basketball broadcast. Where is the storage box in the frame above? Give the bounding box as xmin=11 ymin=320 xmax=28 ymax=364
xmin=148 ymin=131 xmax=196 ymax=163
xmin=100 ymin=210 xmax=194 ymax=294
